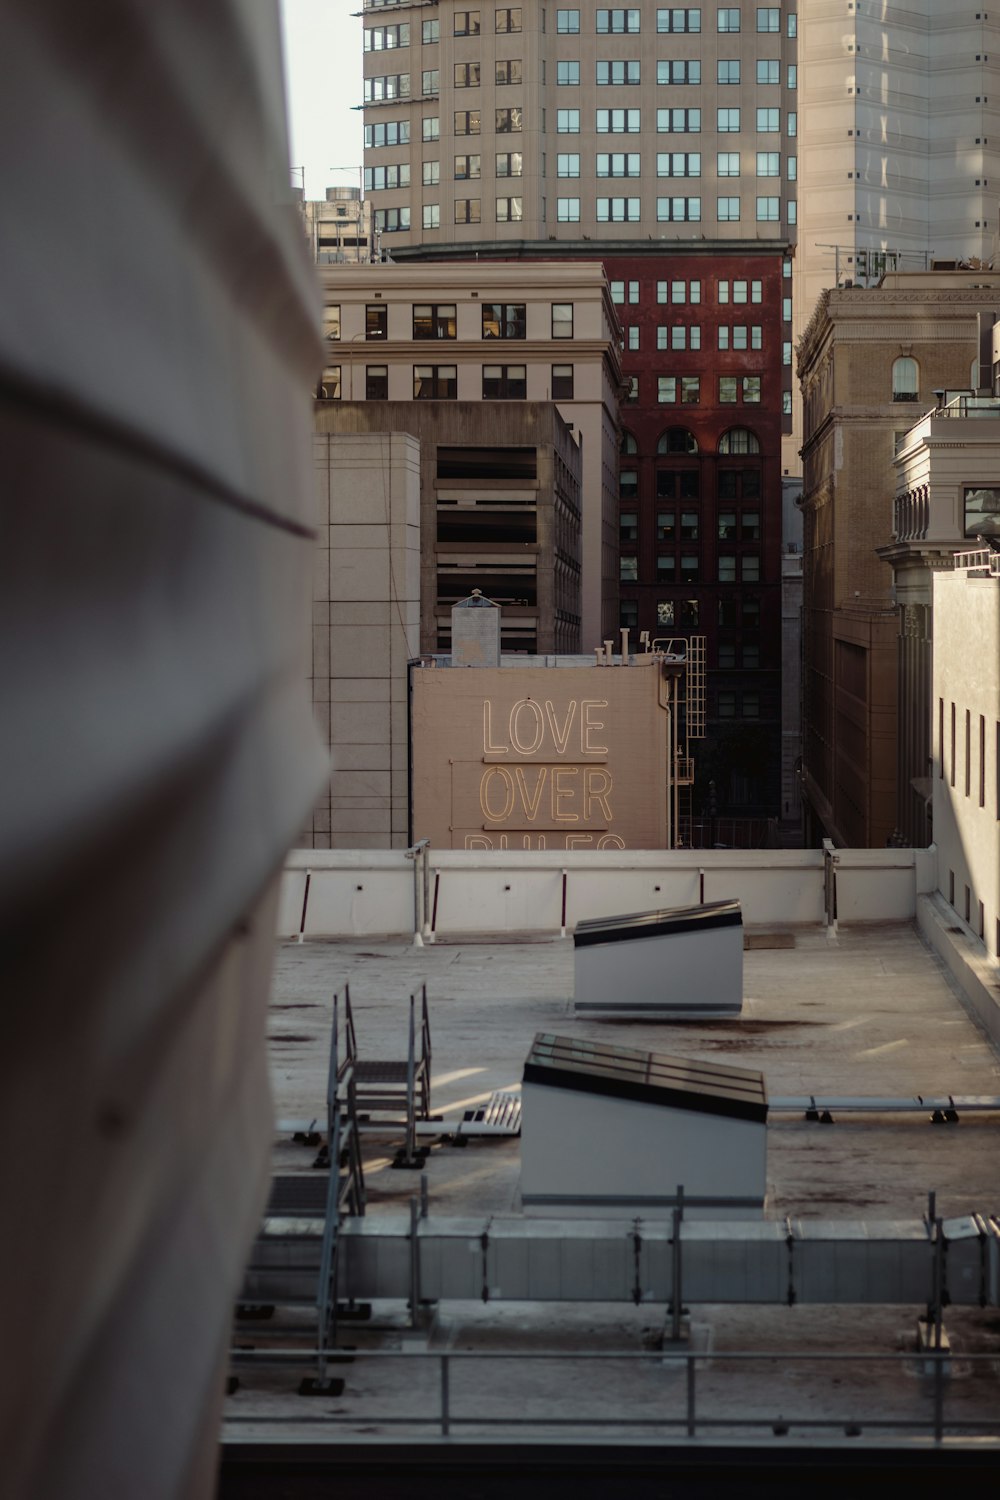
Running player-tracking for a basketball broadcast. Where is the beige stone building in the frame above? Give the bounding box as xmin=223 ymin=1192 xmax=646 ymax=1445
xmin=797 ymin=270 xmax=1000 ymax=848
xmin=308 ymin=407 xmax=583 ymax=848
xmin=880 ymin=394 xmax=1000 ymax=847
xmin=315 ymin=258 xmax=621 ymax=645
xmin=299 ymin=186 xmax=372 ymax=263
xmin=933 ymin=549 xmax=1000 ymax=959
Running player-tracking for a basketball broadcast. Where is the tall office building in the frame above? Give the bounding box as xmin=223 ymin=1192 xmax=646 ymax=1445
xmin=361 ymin=1 xmax=798 ymax=829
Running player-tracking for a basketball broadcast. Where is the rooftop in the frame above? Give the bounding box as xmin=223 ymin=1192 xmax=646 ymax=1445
xmin=222 ymin=921 xmax=1000 ymax=1477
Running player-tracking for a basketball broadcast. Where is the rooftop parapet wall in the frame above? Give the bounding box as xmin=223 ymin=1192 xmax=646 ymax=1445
xmin=278 ymin=846 xmax=936 ymax=941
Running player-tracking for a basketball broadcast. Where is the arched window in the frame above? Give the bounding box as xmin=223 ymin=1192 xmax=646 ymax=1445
xmin=620 ymin=430 xmax=638 ymax=454
xmin=718 ymin=427 xmax=760 ymax=454
xmin=892 ymin=356 xmax=918 ymax=402
xmin=657 ymin=427 xmax=698 ymax=455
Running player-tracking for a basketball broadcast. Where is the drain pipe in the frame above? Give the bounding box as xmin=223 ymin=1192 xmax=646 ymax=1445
xmin=405 ymin=839 xmax=430 ymax=947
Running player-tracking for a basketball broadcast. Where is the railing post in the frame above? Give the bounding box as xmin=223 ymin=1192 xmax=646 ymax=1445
xmin=670 ymin=1184 xmax=684 ymax=1343
xmin=933 ymin=1350 xmax=944 ymax=1443
xmin=686 ymin=1351 xmax=696 ymax=1437
xmin=441 ymin=1353 xmax=450 ymax=1436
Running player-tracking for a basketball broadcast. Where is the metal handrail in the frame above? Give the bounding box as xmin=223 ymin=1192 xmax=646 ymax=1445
xmin=226 ymin=1346 xmax=999 ymax=1445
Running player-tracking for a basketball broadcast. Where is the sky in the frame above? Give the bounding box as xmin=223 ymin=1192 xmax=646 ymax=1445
xmin=279 ymin=1 xmax=364 ymax=200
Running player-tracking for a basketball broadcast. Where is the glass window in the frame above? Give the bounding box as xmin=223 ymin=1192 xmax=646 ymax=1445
xmin=558 ymin=60 xmax=580 ymax=84
xmin=596 ymin=59 xmax=641 ymax=84
xmin=557 ymin=197 xmax=581 ymax=221
xmin=742 ymin=554 xmax=760 ymax=581
xmin=656 ymin=555 xmax=675 ymax=581
xmin=620 ymin=599 xmax=639 ymax=630
xmin=892 ymin=356 xmax=919 ymax=401
xmin=413 ymin=364 xmax=457 ymax=399
xmin=454 ymin=10 xmax=481 ymax=35
xmin=718 ymin=59 xmax=740 ymax=83
xmin=964 ymin=486 xmax=1000 ymax=537
xmin=621 ymin=556 xmax=639 ymax=582
xmin=365 ymin=365 xmax=388 ymax=400
xmin=423 ymin=161 xmax=440 ymax=186
xmin=454 ymin=110 xmax=482 ymax=134
xmin=619 ymin=468 xmax=639 ymax=501
xmin=372 ymin=207 xmax=411 ymax=232
xmin=657 ymin=510 xmax=676 ymax=541
xmin=598 ymin=152 xmax=642 ymax=176
xmin=454 ymin=153 xmax=481 ymax=179
xmin=757 ymin=108 xmax=780 ymax=131
xmin=717 ymin=7 xmax=740 ymax=30
xmin=423 ymin=18 xmax=440 ymax=42
xmin=658 ymin=108 xmax=701 ymax=132
xmin=717 ymin=196 xmax=740 ymax=221
xmin=322 ymin=305 xmax=341 ymax=341
xmin=658 ymin=8 xmax=702 ymax=31
xmin=742 ymin=510 xmax=760 ymax=539
xmin=422 ymin=204 xmax=440 ymax=229
xmin=680 ymin=554 xmax=699 ymax=582
xmin=482 ymin=363 xmax=527 ymax=399
xmin=597 ymin=196 xmax=641 ymax=221
xmin=757 ymin=59 xmax=779 ymax=84
xmin=455 ymin=198 xmax=482 ymax=223
xmin=718 ymin=510 xmax=737 ymax=540
xmin=597 ymin=7 xmax=642 ymax=31
xmin=482 ymin=303 xmax=527 ymax=339
xmin=757 ymin=151 xmax=780 ymax=176
xmin=658 ymin=151 xmax=701 ymax=176
xmin=317 ymin=366 xmax=341 ymax=400
xmin=657 ymin=601 xmax=676 ymax=628
xmin=720 ymin=376 xmax=738 ymax=404
xmin=756 ymin=196 xmax=779 ymax=220
xmin=557 ymin=8 xmax=581 ymax=31
xmin=552 ymin=303 xmax=574 ymax=338
xmin=787 ymin=64 xmax=797 ymax=88
xmin=557 ymin=109 xmax=581 ymax=132
xmin=718 ymin=108 xmax=741 ymax=132
xmin=495 ymin=58 xmax=522 ymax=85
xmin=552 ymin=363 xmax=574 ymax=398
xmin=496 ymin=8 xmax=523 ymax=34
xmin=413 ymin=303 xmax=457 ymax=339
xmin=743 ymin=376 xmax=761 ymax=402
xmin=597 ymin=109 xmax=642 ymax=132
xmin=718 ymin=555 xmax=736 ymax=583
xmin=787 ymin=11 xmax=797 ymax=36
xmin=627 ymin=327 xmax=640 ymax=350
xmin=495 ymin=196 xmax=523 ymax=222
xmin=557 ymin=153 xmax=580 ymax=176
xmin=718 ymin=691 xmax=737 ymax=718
xmin=658 ymin=60 xmax=702 ymax=84
xmin=366 ymin=163 xmax=412 ymax=191
xmin=423 ymin=117 xmax=440 ymax=141
xmin=718 ymin=151 xmax=740 ymax=176
xmin=454 ymin=61 xmax=480 ymax=87
xmin=787 ymin=111 xmax=797 ymax=137
xmin=658 ymin=427 xmax=698 ymax=454
xmin=680 ymin=510 xmax=699 ymax=540
xmin=756 ymin=7 xmax=779 ymax=30
xmin=366 ymin=304 xmax=387 ymax=340
xmin=496 ymin=107 xmax=523 ymax=132
xmin=422 ymin=69 xmax=440 ymax=95
xmin=719 ymin=427 xmax=760 ymax=454
xmin=657 ymin=196 xmax=701 ymax=221
xmin=496 ymin=151 xmax=523 ymax=176
xmin=620 ymin=510 xmax=639 ymax=542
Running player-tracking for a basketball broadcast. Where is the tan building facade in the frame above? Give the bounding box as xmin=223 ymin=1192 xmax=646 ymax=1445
xmin=797 ymin=270 xmax=1000 ymax=847
xmin=933 ymin=551 xmax=1000 ymax=960
xmin=880 ymin=395 xmax=1000 ymax=847
xmin=315 ymin=259 xmax=621 ymax=645
xmin=411 ymin=657 xmax=673 ymax=849
xmin=362 ymin=1 xmax=797 ymax=252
